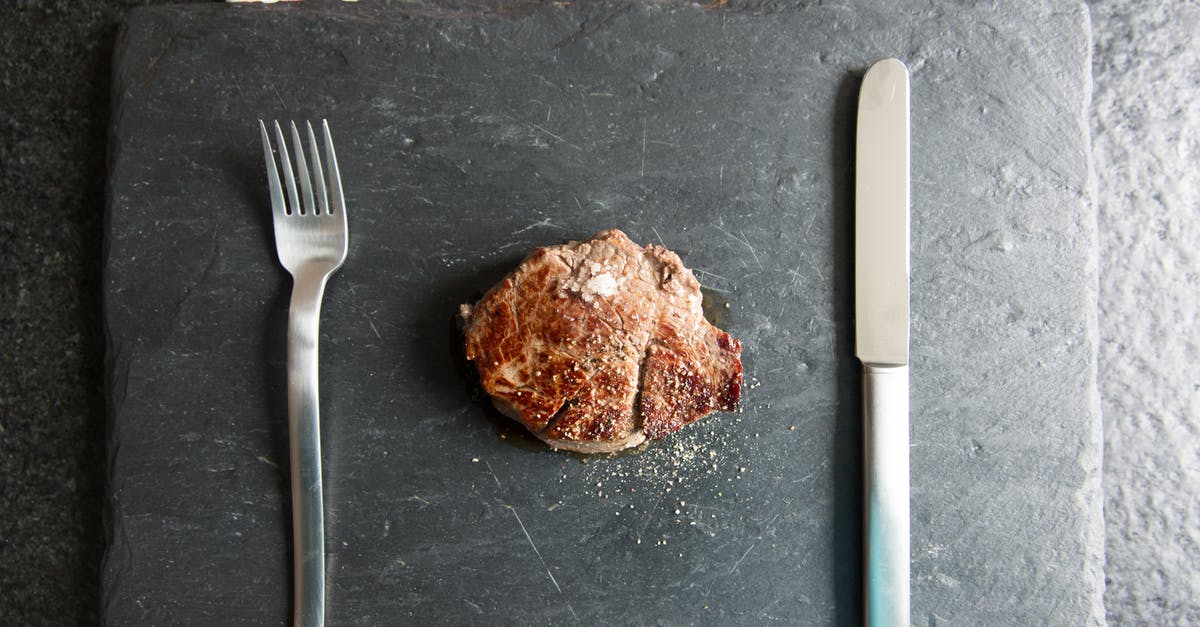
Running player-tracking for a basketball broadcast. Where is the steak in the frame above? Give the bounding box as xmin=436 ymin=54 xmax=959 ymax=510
xmin=460 ymin=229 xmax=742 ymax=453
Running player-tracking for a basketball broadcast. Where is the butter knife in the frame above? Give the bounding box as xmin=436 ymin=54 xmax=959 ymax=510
xmin=855 ymin=58 xmax=911 ymax=627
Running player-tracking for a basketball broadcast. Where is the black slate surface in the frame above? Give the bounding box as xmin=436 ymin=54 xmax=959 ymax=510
xmin=104 ymin=1 xmax=1102 ymax=624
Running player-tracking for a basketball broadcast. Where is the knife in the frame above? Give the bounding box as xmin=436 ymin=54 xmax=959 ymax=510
xmin=855 ymin=58 xmax=911 ymax=627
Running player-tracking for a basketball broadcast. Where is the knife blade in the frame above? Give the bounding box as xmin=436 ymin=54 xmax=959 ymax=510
xmin=855 ymin=58 xmax=911 ymax=627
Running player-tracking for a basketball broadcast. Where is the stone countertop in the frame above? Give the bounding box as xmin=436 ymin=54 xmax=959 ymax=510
xmin=0 ymin=0 xmax=1195 ymax=624
xmin=1089 ymin=3 xmax=1200 ymax=622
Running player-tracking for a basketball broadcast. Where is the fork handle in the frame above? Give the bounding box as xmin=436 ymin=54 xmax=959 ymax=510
xmin=287 ymin=269 xmax=330 ymax=627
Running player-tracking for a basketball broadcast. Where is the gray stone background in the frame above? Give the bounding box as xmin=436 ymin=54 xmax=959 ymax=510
xmin=0 ymin=0 xmax=1194 ymax=624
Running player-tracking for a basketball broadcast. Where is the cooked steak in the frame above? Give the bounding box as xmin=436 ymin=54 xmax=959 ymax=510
xmin=460 ymin=229 xmax=742 ymax=453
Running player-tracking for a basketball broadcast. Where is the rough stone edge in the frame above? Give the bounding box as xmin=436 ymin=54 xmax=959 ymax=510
xmin=1075 ymin=2 xmax=1107 ymax=624
xmin=99 ymin=7 xmax=152 ymax=624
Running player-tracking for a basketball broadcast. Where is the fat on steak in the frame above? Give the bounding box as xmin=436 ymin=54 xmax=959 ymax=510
xmin=460 ymin=229 xmax=742 ymax=453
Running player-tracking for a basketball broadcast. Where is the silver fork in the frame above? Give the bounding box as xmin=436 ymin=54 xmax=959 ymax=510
xmin=259 ymin=119 xmax=348 ymax=627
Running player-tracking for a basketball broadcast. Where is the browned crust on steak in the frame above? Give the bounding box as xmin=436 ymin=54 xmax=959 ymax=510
xmin=461 ymin=229 xmax=742 ymax=453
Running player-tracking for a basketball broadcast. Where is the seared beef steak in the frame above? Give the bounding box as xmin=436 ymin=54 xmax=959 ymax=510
xmin=460 ymin=229 xmax=742 ymax=453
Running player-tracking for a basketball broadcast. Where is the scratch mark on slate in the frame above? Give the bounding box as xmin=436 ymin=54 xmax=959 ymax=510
xmin=529 ymin=122 xmax=564 ymax=142
xmin=573 ymin=195 xmax=583 ymax=211
xmin=507 ymin=505 xmax=563 ymax=593
xmin=266 ymin=79 xmax=287 ymax=111
xmin=693 ymin=268 xmax=733 ymax=288
xmin=651 ymin=225 xmax=666 ymax=247
xmin=551 ymin=4 xmax=633 ymax=50
xmin=363 ymin=313 xmax=382 ymax=340
xmin=763 ymin=506 xmax=786 ymax=536
xmin=740 ymin=228 xmax=765 ymax=271
xmin=635 ymin=507 xmax=655 ymax=545
xmin=729 ymin=543 xmax=756 ymax=575
xmin=530 ymin=122 xmax=579 ymax=150
xmin=482 ymin=457 xmax=502 ymax=488
xmin=640 ymin=124 xmax=647 ymax=177
xmin=789 ymin=265 xmax=804 ymax=288
xmin=715 ymin=224 xmax=763 ymax=270
xmin=801 ymin=250 xmax=826 ymax=281
xmin=512 ymin=217 xmax=563 ymax=235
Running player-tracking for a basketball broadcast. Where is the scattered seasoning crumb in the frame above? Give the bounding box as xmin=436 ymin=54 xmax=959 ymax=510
xmin=789 ymin=425 xmax=796 ymax=431
xmin=471 ymin=457 xmax=479 ymax=463
xmin=565 ymin=415 xmax=750 ymax=509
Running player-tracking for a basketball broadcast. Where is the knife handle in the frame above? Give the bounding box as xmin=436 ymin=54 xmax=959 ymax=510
xmin=863 ymin=364 xmax=910 ymax=627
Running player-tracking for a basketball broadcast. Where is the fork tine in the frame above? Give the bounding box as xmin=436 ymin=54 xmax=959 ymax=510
xmin=306 ymin=121 xmax=328 ymax=216
xmin=273 ymin=121 xmax=301 ymax=215
xmin=322 ymin=120 xmax=345 ymax=216
xmin=259 ymin=120 xmax=286 ymax=218
xmin=290 ymin=122 xmax=317 ymax=216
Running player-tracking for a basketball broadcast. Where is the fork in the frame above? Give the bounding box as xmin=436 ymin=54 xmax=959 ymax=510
xmin=260 ymin=119 xmax=348 ymax=627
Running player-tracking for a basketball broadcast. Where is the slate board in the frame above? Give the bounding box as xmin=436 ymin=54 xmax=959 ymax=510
xmin=103 ymin=1 xmax=1103 ymax=624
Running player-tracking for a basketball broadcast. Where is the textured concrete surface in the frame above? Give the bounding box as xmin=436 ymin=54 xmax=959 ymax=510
xmin=0 ymin=0 xmax=1197 ymax=624
xmin=1088 ymin=1 xmax=1200 ymax=623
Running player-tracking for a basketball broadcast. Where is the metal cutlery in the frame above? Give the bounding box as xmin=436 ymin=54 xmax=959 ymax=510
xmin=260 ymin=119 xmax=348 ymax=627
xmin=855 ymin=59 xmax=911 ymax=627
